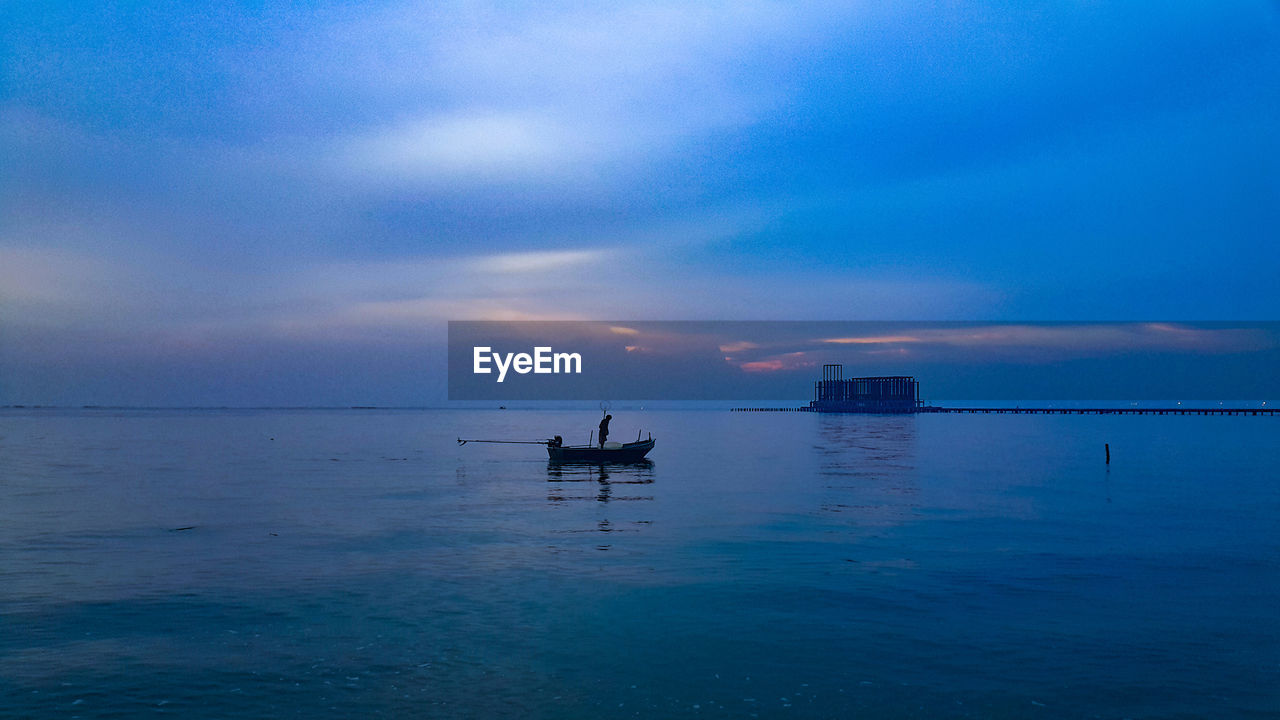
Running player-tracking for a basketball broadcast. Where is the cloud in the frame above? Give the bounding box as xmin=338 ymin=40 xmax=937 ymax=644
xmin=813 ymin=324 xmax=1274 ymax=358
xmin=310 ymin=1 xmax=856 ymax=188
xmin=473 ymin=249 xmax=604 ymax=275
xmin=0 ymin=242 xmax=615 ymax=352
xmin=0 ymin=246 xmax=122 ymax=307
xmin=252 ymin=249 xmax=614 ymax=342
xmin=341 ymin=112 xmax=579 ymax=181
xmin=739 ymin=351 xmax=813 ymax=373
xmin=822 ymin=335 xmax=922 ymax=345
xmin=0 ymin=244 xmax=183 ymax=331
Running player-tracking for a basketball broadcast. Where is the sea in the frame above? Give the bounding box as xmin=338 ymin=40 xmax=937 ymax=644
xmin=1 ymin=406 xmax=1276 ymax=719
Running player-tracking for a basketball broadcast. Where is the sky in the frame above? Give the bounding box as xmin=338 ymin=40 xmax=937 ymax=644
xmin=2 ymin=1 xmax=1277 ymax=405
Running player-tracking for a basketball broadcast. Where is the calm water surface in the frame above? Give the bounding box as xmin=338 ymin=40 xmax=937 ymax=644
xmin=1 ymin=408 xmax=1276 ymax=718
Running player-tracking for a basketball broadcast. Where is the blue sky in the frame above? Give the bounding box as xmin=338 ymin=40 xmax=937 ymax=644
xmin=2 ymin=2 xmax=1277 ymax=405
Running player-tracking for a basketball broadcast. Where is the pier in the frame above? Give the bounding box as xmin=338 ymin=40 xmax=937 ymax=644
xmin=920 ymin=406 xmax=1276 ymax=416
xmin=731 ymin=406 xmax=1276 ymax=416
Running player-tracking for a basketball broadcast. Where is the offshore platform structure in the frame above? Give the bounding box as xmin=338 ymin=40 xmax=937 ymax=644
xmin=810 ymin=364 xmax=922 ymax=413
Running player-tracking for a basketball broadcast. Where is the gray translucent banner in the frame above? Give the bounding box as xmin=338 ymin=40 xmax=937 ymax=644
xmin=447 ymin=321 xmax=1280 ymax=401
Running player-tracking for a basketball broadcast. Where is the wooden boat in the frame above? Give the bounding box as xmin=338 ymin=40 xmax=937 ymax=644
xmin=458 ymin=432 xmax=655 ymax=464
xmin=546 ymin=436 xmax=655 ymax=464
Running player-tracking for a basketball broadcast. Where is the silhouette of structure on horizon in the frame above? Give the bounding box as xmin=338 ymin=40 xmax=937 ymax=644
xmin=810 ymin=365 xmax=923 ymax=414
xmin=728 ymin=364 xmax=1276 ymax=414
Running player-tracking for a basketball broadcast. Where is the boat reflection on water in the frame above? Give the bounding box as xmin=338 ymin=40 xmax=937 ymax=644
xmin=545 ymin=461 xmax=655 ymax=545
xmin=545 ymin=460 xmax=655 ymax=504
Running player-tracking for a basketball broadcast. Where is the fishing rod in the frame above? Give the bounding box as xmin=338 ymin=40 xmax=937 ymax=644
xmin=457 ymin=438 xmax=551 ymax=446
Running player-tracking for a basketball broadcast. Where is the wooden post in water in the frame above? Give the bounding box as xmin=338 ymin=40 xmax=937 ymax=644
xmin=1105 ymin=443 xmax=1110 ymax=465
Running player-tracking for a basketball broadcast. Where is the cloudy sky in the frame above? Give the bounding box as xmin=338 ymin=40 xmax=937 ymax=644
xmin=2 ymin=1 xmax=1277 ymax=405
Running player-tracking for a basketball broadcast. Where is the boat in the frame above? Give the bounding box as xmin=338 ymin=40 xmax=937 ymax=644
xmin=457 ymin=432 xmax=656 ymax=464
xmin=546 ymin=436 xmax=655 ymax=464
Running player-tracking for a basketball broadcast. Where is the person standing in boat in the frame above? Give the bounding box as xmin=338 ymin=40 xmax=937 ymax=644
xmin=598 ymin=414 xmax=612 ymax=448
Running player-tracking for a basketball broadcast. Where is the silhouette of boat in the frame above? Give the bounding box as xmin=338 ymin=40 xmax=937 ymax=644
xmin=547 ymin=436 xmax=655 ymax=464
xmin=458 ymin=432 xmax=655 ymax=463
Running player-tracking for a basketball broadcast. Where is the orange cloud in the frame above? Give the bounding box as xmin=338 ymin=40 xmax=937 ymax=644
xmin=821 ymin=335 xmax=921 ymax=344
xmin=740 ymin=359 xmax=785 ymax=372
xmin=737 ymin=351 xmax=813 ymax=373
